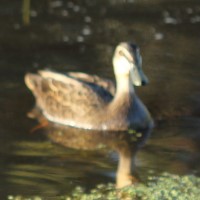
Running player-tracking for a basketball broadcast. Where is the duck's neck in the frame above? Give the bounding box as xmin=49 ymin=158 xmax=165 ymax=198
xmin=115 ymin=73 xmax=135 ymax=99
xmin=109 ymin=73 xmax=135 ymax=113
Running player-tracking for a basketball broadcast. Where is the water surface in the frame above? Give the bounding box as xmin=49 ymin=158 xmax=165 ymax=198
xmin=0 ymin=0 xmax=200 ymax=198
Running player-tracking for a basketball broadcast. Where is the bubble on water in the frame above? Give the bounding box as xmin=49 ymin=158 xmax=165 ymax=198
xmin=30 ymin=10 xmax=38 ymax=17
xmin=186 ymin=7 xmax=193 ymax=14
xmin=50 ymin=0 xmax=63 ymax=8
xmin=190 ymin=15 xmax=200 ymax=23
xmin=77 ymin=35 xmax=84 ymax=42
xmin=63 ymin=35 xmax=69 ymax=42
xmin=84 ymin=16 xmax=92 ymax=23
xmin=164 ymin=17 xmax=178 ymax=24
xmin=61 ymin=10 xmax=69 ymax=17
xmin=82 ymin=26 xmax=91 ymax=35
xmin=155 ymin=32 xmax=164 ymax=40
xmin=14 ymin=23 xmax=20 ymax=30
xmin=163 ymin=11 xmax=178 ymax=24
xmin=73 ymin=5 xmax=80 ymax=12
xmin=67 ymin=1 xmax=74 ymax=8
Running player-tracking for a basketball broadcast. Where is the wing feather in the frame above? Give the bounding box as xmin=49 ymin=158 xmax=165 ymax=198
xmin=25 ymin=70 xmax=113 ymax=126
xmin=68 ymin=72 xmax=116 ymax=96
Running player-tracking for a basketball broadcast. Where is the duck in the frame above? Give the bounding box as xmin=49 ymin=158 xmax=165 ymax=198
xmin=25 ymin=42 xmax=153 ymax=131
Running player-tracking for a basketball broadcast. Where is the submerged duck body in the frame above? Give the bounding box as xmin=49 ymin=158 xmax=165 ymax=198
xmin=25 ymin=42 xmax=153 ymax=131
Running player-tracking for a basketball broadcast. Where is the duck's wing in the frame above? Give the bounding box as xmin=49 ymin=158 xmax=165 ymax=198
xmin=25 ymin=70 xmax=113 ymax=125
xmin=68 ymin=72 xmax=116 ymax=96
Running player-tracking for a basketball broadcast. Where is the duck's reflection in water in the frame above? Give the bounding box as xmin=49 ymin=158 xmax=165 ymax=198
xmin=30 ymin=109 xmax=152 ymax=188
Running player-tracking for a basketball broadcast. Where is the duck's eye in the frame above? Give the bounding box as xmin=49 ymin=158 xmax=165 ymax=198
xmin=118 ymin=50 xmax=125 ymax=57
xmin=118 ymin=50 xmax=133 ymax=63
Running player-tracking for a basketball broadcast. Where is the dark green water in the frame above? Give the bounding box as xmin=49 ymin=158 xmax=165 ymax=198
xmin=0 ymin=0 xmax=200 ymax=198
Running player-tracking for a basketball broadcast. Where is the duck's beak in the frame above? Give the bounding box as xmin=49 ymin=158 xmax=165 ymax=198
xmin=130 ymin=63 xmax=149 ymax=86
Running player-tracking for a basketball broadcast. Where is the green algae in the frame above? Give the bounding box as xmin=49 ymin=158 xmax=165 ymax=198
xmin=8 ymin=173 xmax=200 ymax=200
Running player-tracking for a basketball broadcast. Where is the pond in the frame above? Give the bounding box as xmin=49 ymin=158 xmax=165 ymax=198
xmin=0 ymin=0 xmax=200 ymax=199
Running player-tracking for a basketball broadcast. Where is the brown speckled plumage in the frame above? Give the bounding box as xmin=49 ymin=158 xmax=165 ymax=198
xmin=25 ymin=42 xmax=153 ymax=131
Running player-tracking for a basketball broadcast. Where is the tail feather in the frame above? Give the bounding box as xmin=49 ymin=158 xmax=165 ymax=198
xmin=24 ymin=73 xmax=41 ymax=91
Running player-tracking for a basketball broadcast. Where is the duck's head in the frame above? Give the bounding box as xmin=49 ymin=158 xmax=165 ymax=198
xmin=112 ymin=42 xmax=148 ymax=86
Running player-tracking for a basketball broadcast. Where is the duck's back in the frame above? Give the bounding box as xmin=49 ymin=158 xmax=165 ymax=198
xmin=25 ymin=70 xmax=113 ymax=129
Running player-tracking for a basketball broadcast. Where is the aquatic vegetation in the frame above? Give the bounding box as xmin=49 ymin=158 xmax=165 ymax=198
xmin=8 ymin=173 xmax=200 ymax=200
